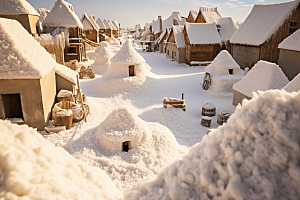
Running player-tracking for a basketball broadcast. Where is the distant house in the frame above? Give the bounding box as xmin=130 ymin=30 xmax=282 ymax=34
xmin=43 ymin=0 xmax=85 ymax=62
xmin=230 ymin=0 xmax=300 ymax=69
xmin=232 ymin=60 xmax=289 ymax=106
xmin=184 ymin=22 xmax=222 ymax=64
xmin=109 ymin=20 xmax=118 ymax=38
xmin=165 ymin=25 xmax=186 ymax=63
xmin=216 ymin=17 xmax=238 ymax=53
xmin=156 ymin=27 xmax=171 ymax=53
xmin=103 ymin=19 xmax=113 ymax=37
xmin=135 ymin=24 xmax=144 ymax=33
xmin=112 ymin=19 xmax=120 ymax=37
xmin=0 ymin=18 xmax=77 ymax=131
xmin=278 ymin=28 xmax=300 ymax=80
xmin=81 ymin=13 xmax=99 ymax=43
xmin=0 ymin=0 xmax=40 ymax=34
xmin=194 ymin=7 xmax=222 ymax=23
xmin=96 ymin=18 xmax=106 ymax=34
xmin=186 ymin=10 xmax=199 ymax=23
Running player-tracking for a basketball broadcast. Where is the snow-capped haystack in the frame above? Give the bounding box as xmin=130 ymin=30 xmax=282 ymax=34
xmin=90 ymin=47 xmax=114 ymax=74
xmin=42 ymin=0 xmax=83 ymax=28
xmin=0 ymin=120 xmax=122 ymax=199
xmin=205 ymin=50 xmax=244 ymax=95
xmin=64 ymin=107 xmax=188 ymax=190
xmin=233 ymin=60 xmax=289 ymax=98
xmin=283 ymin=73 xmax=300 ymax=92
xmin=124 ymin=89 xmax=300 ymax=200
xmin=0 ymin=0 xmax=39 ymax=16
xmin=95 ymin=108 xmax=150 ymax=152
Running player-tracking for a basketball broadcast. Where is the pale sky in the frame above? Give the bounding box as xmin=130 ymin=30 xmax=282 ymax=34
xmin=28 ymin=0 xmax=287 ymax=28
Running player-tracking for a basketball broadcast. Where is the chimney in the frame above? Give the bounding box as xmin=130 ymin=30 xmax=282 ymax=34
xmin=158 ymin=16 xmax=162 ymax=32
xmin=92 ymin=15 xmax=95 ymax=20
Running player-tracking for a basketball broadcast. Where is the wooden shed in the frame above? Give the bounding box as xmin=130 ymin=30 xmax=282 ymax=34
xmin=156 ymin=27 xmax=171 ymax=53
xmin=165 ymin=25 xmax=186 ymax=63
xmin=112 ymin=19 xmax=121 ymax=37
xmin=109 ymin=20 xmax=118 ymax=38
xmin=186 ymin=10 xmax=199 ymax=23
xmin=0 ymin=0 xmax=40 ymax=34
xmin=230 ymin=0 xmax=300 ymax=69
xmin=194 ymin=7 xmax=222 ymax=23
xmin=96 ymin=17 xmax=106 ymax=34
xmin=103 ymin=19 xmax=113 ymax=37
xmin=278 ymin=28 xmax=300 ymax=80
xmin=184 ymin=22 xmax=222 ymax=64
xmin=81 ymin=13 xmax=99 ymax=43
xmin=42 ymin=0 xmax=85 ymax=62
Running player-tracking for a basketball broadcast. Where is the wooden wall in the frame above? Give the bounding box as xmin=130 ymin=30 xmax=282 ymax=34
xmin=186 ymin=12 xmax=195 ymax=23
xmin=84 ymin=29 xmax=99 ymax=43
xmin=167 ymin=30 xmax=175 ymax=43
xmin=195 ymin=12 xmax=206 ymax=23
xmin=186 ymin=44 xmax=221 ymax=63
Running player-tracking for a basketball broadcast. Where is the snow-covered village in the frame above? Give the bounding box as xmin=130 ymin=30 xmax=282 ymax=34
xmin=0 ymin=0 xmax=300 ymax=199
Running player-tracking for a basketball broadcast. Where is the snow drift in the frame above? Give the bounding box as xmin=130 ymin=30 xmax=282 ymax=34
xmin=124 ymin=89 xmax=300 ymax=200
xmin=0 ymin=120 xmax=122 ymax=200
xmin=90 ymin=47 xmax=114 ymax=74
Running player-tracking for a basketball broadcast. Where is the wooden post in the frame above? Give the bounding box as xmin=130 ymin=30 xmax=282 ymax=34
xmin=76 ymin=75 xmax=87 ymax=122
xmin=182 ymin=93 xmax=184 ymax=100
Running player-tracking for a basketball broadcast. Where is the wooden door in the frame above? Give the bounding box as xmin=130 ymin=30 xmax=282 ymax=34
xmin=2 ymin=94 xmax=23 ymax=119
xmin=129 ymin=65 xmax=135 ymax=76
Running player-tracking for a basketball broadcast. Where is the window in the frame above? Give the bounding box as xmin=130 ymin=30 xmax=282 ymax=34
xmin=289 ymin=21 xmax=297 ymax=35
xmin=1 ymin=94 xmax=23 ymax=119
xmin=229 ymin=69 xmax=233 ymax=75
xmin=129 ymin=65 xmax=135 ymax=76
xmin=122 ymin=141 xmax=131 ymax=152
xmin=67 ymin=46 xmax=77 ymax=55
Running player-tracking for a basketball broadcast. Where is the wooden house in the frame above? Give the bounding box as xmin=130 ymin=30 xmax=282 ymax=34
xmin=103 ymin=19 xmax=113 ymax=37
xmin=165 ymin=25 xmax=186 ymax=63
xmin=216 ymin=17 xmax=238 ymax=53
xmin=43 ymin=0 xmax=85 ymax=62
xmin=232 ymin=61 xmax=289 ymax=106
xmin=230 ymin=0 xmax=300 ymax=69
xmin=109 ymin=20 xmax=118 ymax=38
xmin=0 ymin=0 xmax=40 ymax=34
xmin=96 ymin=18 xmax=106 ymax=34
xmin=112 ymin=19 xmax=121 ymax=37
xmin=0 ymin=18 xmax=77 ymax=130
xmin=184 ymin=22 xmax=222 ymax=64
xmin=195 ymin=7 xmax=222 ymax=23
xmin=278 ymin=28 xmax=300 ymax=80
xmin=186 ymin=10 xmax=199 ymax=23
xmin=81 ymin=13 xmax=99 ymax=43
xmin=156 ymin=27 xmax=171 ymax=53
xmin=135 ymin=24 xmax=144 ymax=33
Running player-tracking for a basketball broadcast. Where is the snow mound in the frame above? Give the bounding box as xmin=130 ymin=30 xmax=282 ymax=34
xmin=90 ymin=47 xmax=114 ymax=74
xmin=278 ymin=28 xmax=300 ymax=52
xmin=64 ymin=107 xmax=188 ymax=190
xmin=205 ymin=50 xmax=243 ymax=94
xmin=111 ymin=37 xmax=120 ymax=45
xmin=283 ymin=73 xmax=300 ymax=93
xmin=95 ymin=41 xmax=110 ymax=53
xmin=132 ymin=43 xmax=139 ymax=48
xmin=124 ymin=89 xmax=300 ymax=200
xmin=111 ymin=39 xmax=145 ymax=65
xmin=0 ymin=120 xmax=122 ymax=200
xmin=233 ymin=60 xmax=289 ymax=98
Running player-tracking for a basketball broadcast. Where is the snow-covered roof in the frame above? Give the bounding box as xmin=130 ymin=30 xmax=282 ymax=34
xmin=81 ymin=13 xmax=96 ymax=31
xmin=207 ymin=50 xmax=240 ymax=70
xmin=217 ymin=17 xmax=238 ymax=42
xmin=103 ymin=19 xmax=112 ymax=30
xmin=42 ymin=0 xmax=83 ymax=28
xmin=136 ymin=24 xmax=143 ymax=30
xmin=38 ymin=8 xmax=49 ymax=23
xmin=151 ymin=12 xmax=186 ymax=34
xmin=108 ymin=20 xmax=117 ymax=30
xmin=156 ymin=27 xmax=171 ymax=44
xmin=96 ymin=18 xmax=106 ymax=29
xmin=111 ymin=40 xmax=145 ymax=65
xmin=144 ymin=22 xmax=150 ymax=30
xmin=185 ymin=22 xmax=221 ymax=44
xmin=0 ymin=18 xmax=54 ymax=79
xmin=124 ymin=89 xmax=300 ymax=200
xmin=190 ymin=10 xmax=199 ymax=21
xmin=233 ymin=60 xmax=289 ymax=97
xmin=278 ymin=28 xmax=300 ymax=51
xmin=283 ymin=73 xmax=300 ymax=92
xmin=112 ymin=19 xmax=119 ymax=30
xmin=173 ymin=25 xmax=186 ymax=48
xmin=0 ymin=0 xmax=39 ymax=16
xmin=198 ymin=7 xmax=222 ymax=23
xmin=230 ymin=0 xmax=299 ymax=46
xmin=55 ymin=64 xmax=77 ymax=84
xmin=89 ymin=15 xmax=99 ymax=30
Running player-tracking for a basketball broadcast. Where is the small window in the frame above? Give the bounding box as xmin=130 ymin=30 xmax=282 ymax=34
xmin=229 ymin=69 xmax=233 ymax=75
xmin=129 ymin=65 xmax=135 ymax=76
xmin=289 ymin=21 xmax=297 ymax=35
xmin=122 ymin=141 xmax=131 ymax=152
xmin=67 ymin=46 xmax=77 ymax=55
xmin=1 ymin=94 xmax=23 ymax=119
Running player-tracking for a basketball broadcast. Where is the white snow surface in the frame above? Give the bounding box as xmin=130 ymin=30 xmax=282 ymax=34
xmin=0 ymin=18 xmax=54 ymax=79
xmin=0 ymin=0 xmax=39 ymax=16
xmin=230 ymin=0 xmax=299 ymax=46
xmin=42 ymin=0 xmax=83 ymax=28
xmin=190 ymin=10 xmax=199 ymax=21
xmin=38 ymin=8 xmax=49 ymax=23
xmin=185 ymin=22 xmax=221 ymax=44
xmin=199 ymin=7 xmax=222 ymax=23
xmin=63 ymin=107 xmax=188 ymax=190
xmin=124 ymin=89 xmax=300 ymax=200
xmin=278 ymin=28 xmax=300 ymax=51
xmin=96 ymin=17 xmax=106 ymax=29
xmin=173 ymin=25 xmax=186 ymax=48
xmin=283 ymin=73 xmax=300 ymax=92
xmin=233 ymin=60 xmax=289 ymax=98
xmin=111 ymin=40 xmax=145 ymax=65
xmin=0 ymin=120 xmax=122 ymax=200
xmin=217 ymin=17 xmax=238 ymax=42
xmin=90 ymin=47 xmax=114 ymax=74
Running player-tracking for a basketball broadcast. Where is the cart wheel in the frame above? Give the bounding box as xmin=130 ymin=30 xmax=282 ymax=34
xmin=202 ymin=80 xmax=210 ymax=90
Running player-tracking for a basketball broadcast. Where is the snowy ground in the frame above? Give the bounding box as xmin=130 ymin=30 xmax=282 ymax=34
xmin=43 ymin=34 xmax=234 ymax=190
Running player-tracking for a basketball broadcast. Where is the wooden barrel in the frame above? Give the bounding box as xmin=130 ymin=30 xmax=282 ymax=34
xmin=202 ymin=103 xmax=216 ymax=117
xmin=57 ymin=90 xmax=74 ymax=102
xmin=201 ymin=116 xmax=212 ymax=128
xmin=54 ymin=110 xmax=73 ymax=130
